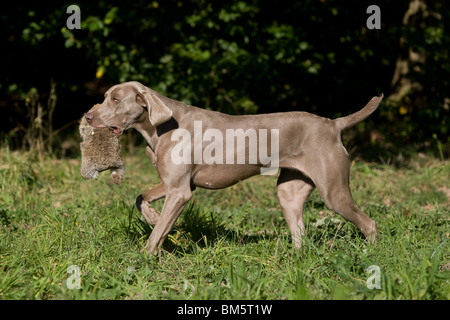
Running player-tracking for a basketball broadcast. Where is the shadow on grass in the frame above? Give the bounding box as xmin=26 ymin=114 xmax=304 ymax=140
xmin=120 ymin=201 xmax=278 ymax=254
xmin=120 ymin=197 xmax=371 ymax=255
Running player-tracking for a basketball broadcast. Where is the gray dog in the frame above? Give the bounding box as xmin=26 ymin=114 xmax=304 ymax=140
xmin=85 ymin=81 xmax=382 ymax=255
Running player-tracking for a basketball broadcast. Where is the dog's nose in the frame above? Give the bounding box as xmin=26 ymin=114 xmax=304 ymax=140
xmin=85 ymin=112 xmax=94 ymax=123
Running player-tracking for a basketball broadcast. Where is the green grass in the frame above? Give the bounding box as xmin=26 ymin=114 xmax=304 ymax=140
xmin=0 ymin=146 xmax=449 ymax=300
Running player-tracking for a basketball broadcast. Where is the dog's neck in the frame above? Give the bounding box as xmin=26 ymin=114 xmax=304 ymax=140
xmin=131 ymin=111 xmax=158 ymax=151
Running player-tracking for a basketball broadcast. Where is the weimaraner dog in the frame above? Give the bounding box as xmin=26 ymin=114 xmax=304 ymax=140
xmin=85 ymin=81 xmax=382 ymax=255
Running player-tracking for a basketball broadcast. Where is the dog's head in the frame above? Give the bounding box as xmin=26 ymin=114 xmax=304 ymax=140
xmin=85 ymin=81 xmax=173 ymax=135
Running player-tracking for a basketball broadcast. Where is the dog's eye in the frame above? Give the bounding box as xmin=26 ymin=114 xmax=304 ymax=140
xmin=112 ymin=97 xmax=119 ymax=102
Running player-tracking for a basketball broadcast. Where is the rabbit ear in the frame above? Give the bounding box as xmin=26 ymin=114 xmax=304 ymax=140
xmin=137 ymin=92 xmax=173 ymax=127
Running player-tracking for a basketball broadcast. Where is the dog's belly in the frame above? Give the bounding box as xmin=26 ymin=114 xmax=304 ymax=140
xmin=191 ymin=164 xmax=261 ymax=189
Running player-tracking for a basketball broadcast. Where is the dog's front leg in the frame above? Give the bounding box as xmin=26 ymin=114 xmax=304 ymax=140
xmin=136 ymin=182 xmax=166 ymax=225
xmin=136 ymin=146 xmax=165 ymax=225
xmin=144 ymin=185 xmax=192 ymax=255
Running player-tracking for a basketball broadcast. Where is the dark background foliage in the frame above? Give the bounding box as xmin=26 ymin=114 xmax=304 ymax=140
xmin=1 ymin=0 xmax=448 ymax=159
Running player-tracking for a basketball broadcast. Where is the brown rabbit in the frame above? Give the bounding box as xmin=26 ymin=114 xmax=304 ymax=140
xmin=79 ymin=104 xmax=125 ymax=184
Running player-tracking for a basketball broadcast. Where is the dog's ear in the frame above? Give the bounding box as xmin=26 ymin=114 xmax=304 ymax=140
xmin=137 ymin=92 xmax=173 ymax=127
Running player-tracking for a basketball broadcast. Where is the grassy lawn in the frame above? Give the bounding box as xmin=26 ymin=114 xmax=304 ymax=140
xmin=0 ymin=146 xmax=449 ymax=299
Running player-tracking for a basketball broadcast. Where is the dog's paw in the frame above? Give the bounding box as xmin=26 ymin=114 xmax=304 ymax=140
xmin=136 ymin=195 xmax=160 ymax=225
xmin=142 ymin=204 xmax=160 ymax=225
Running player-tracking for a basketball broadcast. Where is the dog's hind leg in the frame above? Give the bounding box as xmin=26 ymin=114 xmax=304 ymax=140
xmin=277 ymin=168 xmax=315 ymax=248
xmin=306 ymin=145 xmax=378 ymax=243
xmin=320 ymin=184 xmax=378 ymax=243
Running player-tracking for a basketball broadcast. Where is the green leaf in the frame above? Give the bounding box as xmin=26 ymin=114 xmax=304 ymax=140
xmin=104 ymin=7 xmax=119 ymax=25
xmin=64 ymin=38 xmax=74 ymax=48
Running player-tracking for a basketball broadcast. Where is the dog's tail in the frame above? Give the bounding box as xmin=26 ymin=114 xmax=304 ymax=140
xmin=334 ymin=94 xmax=383 ymax=131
